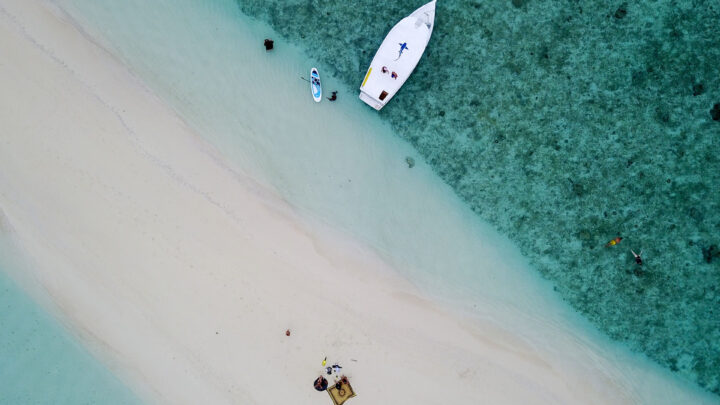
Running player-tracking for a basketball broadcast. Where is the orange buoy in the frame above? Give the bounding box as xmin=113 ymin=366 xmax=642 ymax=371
xmin=605 ymin=237 xmax=623 ymax=247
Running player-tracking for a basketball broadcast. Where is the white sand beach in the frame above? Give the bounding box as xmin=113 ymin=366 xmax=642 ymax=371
xmin=0 ymin=1 xmax=715 ymax=404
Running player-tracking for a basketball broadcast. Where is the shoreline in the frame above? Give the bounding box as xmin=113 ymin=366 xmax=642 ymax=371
xmin=0 ymin=1 xmax=716 ymax=404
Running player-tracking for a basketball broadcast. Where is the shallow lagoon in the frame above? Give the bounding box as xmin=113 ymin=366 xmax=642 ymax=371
xmin=0 ymin=245 xmax=139 ymax=404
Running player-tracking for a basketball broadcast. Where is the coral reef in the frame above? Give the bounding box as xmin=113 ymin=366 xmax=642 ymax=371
xmin=237 ymin=0 xmax=720 ymax=394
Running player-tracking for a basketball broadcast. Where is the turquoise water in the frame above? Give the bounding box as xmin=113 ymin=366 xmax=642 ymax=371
xmin=55 ymin=0 xmax=719 ymax=399
xmin=0 ymin=246 xmax=139 ymax=404
xmin=234 ymin=0 xmax=720 ymax=395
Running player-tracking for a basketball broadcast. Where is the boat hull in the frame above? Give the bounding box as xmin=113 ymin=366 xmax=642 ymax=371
xmin=359 ymin=1 xmax=436 ymax=110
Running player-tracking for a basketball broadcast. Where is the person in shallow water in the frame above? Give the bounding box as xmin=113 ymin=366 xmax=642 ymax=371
xmin=605 ymin=237 xmax=622 ymax=247
xmin=631 ymin=250 xmax=643 ymax=265
xmin=314 ymin=376 xmax=328 ymax=391
xmin=263 ymin=38 xmax=274 ymax=51
xmin=328 ymin=91 xmax=337 ymax=101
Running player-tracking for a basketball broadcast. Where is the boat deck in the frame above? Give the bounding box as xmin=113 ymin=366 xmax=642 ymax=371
xmin=359 ymin=1 xmax=435 ymax=110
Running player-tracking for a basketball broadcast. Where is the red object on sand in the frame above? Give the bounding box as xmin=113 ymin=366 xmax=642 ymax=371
xmin=285 ymin=329 xmax=291 ymax=336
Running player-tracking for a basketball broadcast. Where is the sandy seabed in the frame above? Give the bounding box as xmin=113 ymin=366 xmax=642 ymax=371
xmin=0 ymin=1 xmax=716 ymax=404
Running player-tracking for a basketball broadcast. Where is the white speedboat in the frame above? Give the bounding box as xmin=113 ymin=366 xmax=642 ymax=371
xmin=359 ymin=1 xmax=436 ymax=110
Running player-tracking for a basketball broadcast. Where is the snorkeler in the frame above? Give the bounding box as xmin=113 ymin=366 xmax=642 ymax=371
xmin=605 ymin=237 xmax=622 ymax=247
xmin=631 ymin=250 xmax=643 ymax=265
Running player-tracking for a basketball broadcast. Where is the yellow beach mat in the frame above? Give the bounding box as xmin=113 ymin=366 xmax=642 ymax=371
xmin=327 ymin=381 xmax=356 ymax=405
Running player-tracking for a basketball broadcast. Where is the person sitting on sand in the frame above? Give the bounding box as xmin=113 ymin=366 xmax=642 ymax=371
xmin=314 ymin=376 xmax=328 ymax=391
xmin=381 ymin=66 xmax=389 ymax=74
xmin=391 ymin=71 xmax=398 ymax=79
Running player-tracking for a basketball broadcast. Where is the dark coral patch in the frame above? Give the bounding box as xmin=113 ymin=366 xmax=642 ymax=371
xmin=614 ymin=3 xmax=628 ymax=19
xmin=692 ymin=83 xmax=704 ymax=96
xmin=711 ymin=103 xmax=720 ymax=121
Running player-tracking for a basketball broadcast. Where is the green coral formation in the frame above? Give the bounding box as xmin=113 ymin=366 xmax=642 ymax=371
xmin=236 ymin=0 xmax=720 ymax=394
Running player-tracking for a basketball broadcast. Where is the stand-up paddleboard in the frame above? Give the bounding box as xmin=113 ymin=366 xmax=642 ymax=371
xmin=310 ymin=68 xmax=322 ymax=102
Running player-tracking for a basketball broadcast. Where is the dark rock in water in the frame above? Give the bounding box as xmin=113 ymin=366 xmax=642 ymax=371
xmin=572 ymin=182 xmax=585 ymax=197
xmin=631 ymin=69 xmax=647 ymax=87
xmin=614 ymin=3 xmax=628 ymax=19
xmin=655 ymin=105 xmax=671 ymax=124
xmin=702 ymin=245 xmax=718 ymax=263
xmin=511 ymin=0 xmax=528 ymax=9
xmin=406 ymin=157 xmax=415 ymax=168
xmin=692 ymin=83 xmax=704 ymax=96
xmin=264 ymin=38 xmax=274 ymax=51
xmin=568 ymin=179 xmax=585 ymax=197
xmin=711 ymin=103 xmax=720 ymax=121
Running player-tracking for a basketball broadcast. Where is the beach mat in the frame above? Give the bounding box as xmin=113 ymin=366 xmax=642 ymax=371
xmin=327 ymin=381 xmax=356 ymax=405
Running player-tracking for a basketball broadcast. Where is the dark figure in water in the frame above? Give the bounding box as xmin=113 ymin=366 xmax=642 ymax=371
xmin=264 ymin=39 xmax=274 ymax=51
xmin=631 ymin=250 xmax=643 ymax=265
xmin=328 ymin=91 xmax=337 ymax=101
